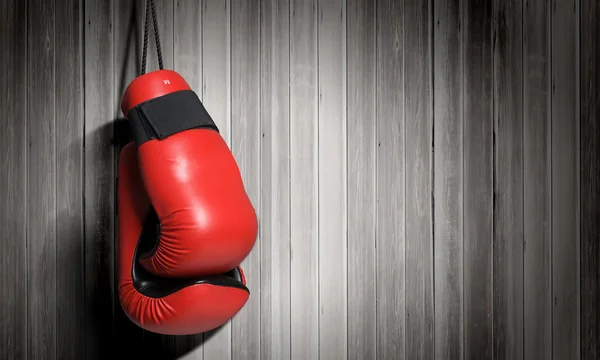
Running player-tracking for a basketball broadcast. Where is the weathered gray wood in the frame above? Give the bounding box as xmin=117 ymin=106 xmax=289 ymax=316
xmin=55 ymin=0 xmax=85 ymax=359
xmin=433 ymin=0 xmax=463 ymax=358
xmin=523 ymin=0 xmax=551 ymax=359
xmin=0 ymin=1 xmax=28 ymax=359
xmin=2 ymin=3 xmax=598 ymax=359
xmin=114 ymin=0 xmax=144 ymax=103
xmin=27 ymin=0 xmax=57 ymax=358
xmin=135 ymin=1 xmax=178 ymax=355
xmin=202 ymin=0 xmax=231 ymax=145
xmin=580 ymin=0 xmax=599 ymax=358
xmin=404 ymin=0 xmax=434 ymax=357
xmin=230 ymin=1 xmax=261 ymax=359
xmin=290 ymin=0 xmax=319 ymax=358
xmin=552 ymin=0 xmax=581 ymax=358
xmin=173 ymin=1 xmax=204 ymax=358
xmin=174 ymin=0 xmax=202 ymax=94
xmin=318 ymin=0 xmax=347 ymax=359
xmin=112 ymin=0 xmax=149 ymax=356
xmin=201 ymin=0 xmax=231 ymax=145
xmin=376 ymin=0 xmax=406 ymax=358
xmin=493 ymin=1 xmax=524 ymax=358
xmin=346 ymin=0 xmax=376 ymax=358
xmin=114 ymin=0 xmax=144 ymax=106
xmin=463 ymin=0 xmax=494 ymax=358
xmin=84 ymin=0 xmax=115 ymax=358
xmin=201 ymin=1 xmax=233 ymax=358
xmin=259 ymin=0 xmax=291 ymax=359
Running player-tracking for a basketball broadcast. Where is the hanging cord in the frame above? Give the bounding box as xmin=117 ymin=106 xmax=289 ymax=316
xmin=140 ymin=0 xmax=164 ymax=75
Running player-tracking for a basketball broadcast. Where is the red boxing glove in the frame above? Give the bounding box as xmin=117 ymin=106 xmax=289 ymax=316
xmin=120 ymin=70 xmax=258 ymax=278
xmin=117 ymin=142 xmax=249 ymax=335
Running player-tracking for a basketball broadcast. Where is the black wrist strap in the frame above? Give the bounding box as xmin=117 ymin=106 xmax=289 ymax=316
xmin=127 ymin=90 xmax=219 ymax=146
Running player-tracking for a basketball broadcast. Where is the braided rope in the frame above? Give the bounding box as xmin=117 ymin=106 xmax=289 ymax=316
xmin=140 ymin=0 xmax=163 ymax=75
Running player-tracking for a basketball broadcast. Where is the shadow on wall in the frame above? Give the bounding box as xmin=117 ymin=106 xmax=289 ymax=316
xmin=54 ymin=1 xmax=224 ymax=357
xmin=57 ymin=118 xmax=226 ymax=359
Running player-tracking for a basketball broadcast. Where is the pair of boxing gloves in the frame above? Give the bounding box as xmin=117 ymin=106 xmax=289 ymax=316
xmin=117 ymin=70 xmax=258 ymax=335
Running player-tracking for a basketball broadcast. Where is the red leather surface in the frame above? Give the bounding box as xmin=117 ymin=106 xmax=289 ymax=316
xmin=136 ymin=129 xmax=258 ymax=277
xmin=121 ymin=70 xmax=258 ymax=278
xmin=117 ymin=143 xmax=249 ymax=335
xmin=121 ymin=69 xmax=191 ymax=115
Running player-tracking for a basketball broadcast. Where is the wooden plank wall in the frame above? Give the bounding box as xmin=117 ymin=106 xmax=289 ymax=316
xmin=580 ymin=0 xmax=600 ymax=359
xmin=0 ymin=0 xmax=597 ymax=359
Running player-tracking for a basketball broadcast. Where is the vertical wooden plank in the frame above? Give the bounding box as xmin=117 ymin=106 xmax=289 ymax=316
xmin=27 ymin=0 xmax=57 ymax=358
xmin=580 ymin=0 xmax=599 ymax=358
xmin=347 ymin=0 xmax=376 ymax=358
xmin=202 ymin=0 xmax=231 ymax=144
xmin=55 ymin=0 xmax=85 ymax=359
xmin=174 ymin=1 xmax=204 ymax=357
xmin=112 ymin=0 xmax=148 ymax=356
xmin=230 ymin=1 xmax=261 ymax=359
xmin=201 ymin=1 xmax=232 ymax=358
xmin=174 ymin=0 xmax=202 ymax=93
xmin=139 ymin=0 xmax=177 ymax=355
xmin=404 ymin=0 xmax=434 ymax=357
xmin=463 ymin=0 xmax=494 ymax=358
xmin=318 ymin=0 xmax=347 ymax=358
xmin=523 ymin=0 xmax=551 ymax=359
xmin=552 ymin=0 xmax=580 ymax=357
xmin=114 ymin=0 xmax=143 ymax=102
xmin=260 ymin=0 xmax=291 ymax=358
xmin=84 ymin=0 xmax=115 ymax=358
xmin=376 ymin=0 xmax=405 ymax=358
xmin=290 ymin=0 xmax=319 ymax=358
xmin=433 ymin=0 xmax=463 ymax=358
xmin=492 ymin=0 xmax=524 ymax=358
xmin=0 ymin=0 xmax=27 ymax=359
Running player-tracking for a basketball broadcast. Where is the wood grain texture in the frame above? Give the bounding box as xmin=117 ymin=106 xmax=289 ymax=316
xmin=1 ymin=2 xmax=597 ymax=359
xmin=27 ymin=0 xmax=57 ymax=358
xmin=492 ymin=0 xmax=524 ymax=358
xmin=201 ymin=2 xmax=232 ymax=358
xmin=0 ymin=1 xmax=28 ymax=359
xmin=55 ymin=0 xmax=85 ymax=359
xmin=580 ymin=0 xmax=600 ymax=358
xmin=346 ymin=0 xmax=377 ymax=358
xmin=84 ymin=0 xmax=115 ymax=358
xmin=260 ymin=0 xmax=291 ymax=359
xmin=552 ymin=0 xmax=581 ymax=358
xmin=173 ymin=1 xmax=204 ymax=357
xmin=404 ymin=0 xmax=434 ymax=357
xmin=112 ymin=0 xmax=149 ymax=356
xmin=290 ymin=0 xmax=319 ymax=358
xmin=114 ymin=0 xmax=143 ymax=106
xmin=318 ymin=0 xmax=347 ymax=358
xmin=376 ymin=0 xmax=406 ymax=358
xmin=174 ymin=0 xmax=202 ymax=93
xmin=433 ymin=0 xmax=463 ymax=358
xmin=202 ymin=0 xmax=231 ymax=143
xmin=136 ymin=1 xmax=178 ymax=355
xmin=463 ymin=0 xmax=494 ymax=358
xmin=230 ymin=0 xmax=261 ymax=359
xmin=523 ymin=1 xmax=552 ymax=359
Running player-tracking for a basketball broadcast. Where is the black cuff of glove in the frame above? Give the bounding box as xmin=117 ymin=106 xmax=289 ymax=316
xmin=127 ymin=89 xmax=219 ymax=146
